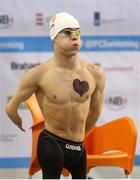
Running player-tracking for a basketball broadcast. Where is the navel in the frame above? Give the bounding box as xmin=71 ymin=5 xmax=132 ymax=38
xmin=52 ymin=95 xmax=57 ymax=99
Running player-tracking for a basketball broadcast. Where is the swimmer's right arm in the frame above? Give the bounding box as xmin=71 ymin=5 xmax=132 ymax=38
xmin=6 ymin=67 xmax=40 ymax=132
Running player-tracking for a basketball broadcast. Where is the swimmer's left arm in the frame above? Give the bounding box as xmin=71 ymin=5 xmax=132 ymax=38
xmin=85 ymin=68 xmax=105 ymax=133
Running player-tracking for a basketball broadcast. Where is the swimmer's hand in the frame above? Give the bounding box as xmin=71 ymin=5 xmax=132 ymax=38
xmin=6 ymin=105 xmax=25 ymax=132
xmin=11 ymin=116 xmax=26 ymax=132
xmin=15 ymin=118 xmax=26 ymax=132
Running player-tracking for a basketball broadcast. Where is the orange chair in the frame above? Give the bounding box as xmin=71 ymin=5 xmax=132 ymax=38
xmin=84 ymin=116 xmax=137 ymax=178
xmin=26 ymin=94 xmax=137 ymax=179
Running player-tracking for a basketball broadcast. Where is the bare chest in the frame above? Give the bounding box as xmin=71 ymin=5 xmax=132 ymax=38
xmin=39 ymin=68 xmax=95 ymax=104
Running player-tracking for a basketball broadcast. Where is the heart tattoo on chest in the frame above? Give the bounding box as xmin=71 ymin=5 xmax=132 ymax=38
xmin=73 ymin=79 xmax=89 ymax=97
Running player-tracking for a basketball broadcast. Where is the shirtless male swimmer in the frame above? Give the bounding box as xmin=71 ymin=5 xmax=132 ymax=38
xmin=6 ymin=12 xmax=105 ymax=179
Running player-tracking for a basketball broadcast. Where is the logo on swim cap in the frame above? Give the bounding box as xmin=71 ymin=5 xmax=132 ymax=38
xmin=49 ymin=15 xmax=56 ymax=30
xmin=49 ymin=12 xmax=80 ymax=40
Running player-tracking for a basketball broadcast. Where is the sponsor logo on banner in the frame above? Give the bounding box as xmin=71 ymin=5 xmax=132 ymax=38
xmin=104 ymin=66 xmax=134 ymax=72
xmin=0 ymin=37 xmax=52 ymax=52
xmin=0 ymin=10 xmax=13 ymax=28
xmin=0 ymin=39 xmax=24 ymax=51
xmin=35 ymin=12 xmax=51 ymax=27
xmin=94 ymin=12 xmax=100 ymax=26
xmin=0 ymin=133 xmax=18 ymax=142
xmin=93 ymin=11 xmax=126 ymax=26
xmin=36 ymin=13 xmax=44 ymax=26
xmin=80 ymin=36 xmax=140 ymax=51
xmin=105 ymin=92 xmax=127 ymax=110
xmin=11 ymin=62 xmax=40 ymax=70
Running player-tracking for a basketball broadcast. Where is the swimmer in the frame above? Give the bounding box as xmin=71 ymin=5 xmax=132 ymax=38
xmin=6 ymin=12 xmax=105 ymax=179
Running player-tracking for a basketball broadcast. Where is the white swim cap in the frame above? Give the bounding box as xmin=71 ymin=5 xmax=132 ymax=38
xmin=49 ymin=12 xmax=80 ymax=40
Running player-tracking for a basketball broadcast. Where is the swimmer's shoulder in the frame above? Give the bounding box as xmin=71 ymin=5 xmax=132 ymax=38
xmin=27 ymin=58 xmax=53 ymax=73
xmin=24 ymin=58 xmax=54 ymax=81
xmin=79 ymin=58 xmax=105 ymax=85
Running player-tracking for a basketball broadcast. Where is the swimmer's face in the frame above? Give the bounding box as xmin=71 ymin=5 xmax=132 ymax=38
xmin=54 ymin=28 xmax=81 ymax=56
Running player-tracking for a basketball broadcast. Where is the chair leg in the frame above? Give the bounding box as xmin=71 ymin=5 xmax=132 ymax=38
xmin=29 ymin=175 xmax=32 ymax=179
xmin=87 ymin=176 xmax=93 ymax=179
xmin=125 ymin=174 xmax=131 ymax=179
xmin=124 ymin=169 xmax=130 ymax=179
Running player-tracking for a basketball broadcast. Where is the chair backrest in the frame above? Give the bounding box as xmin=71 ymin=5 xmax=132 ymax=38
xmin=26 ymin=94 xmax=45 ymax=176
xmin=26 ymin=94 xmax=44 ymax=127
xmin=84 ymin=117 xmax=137 ymax=172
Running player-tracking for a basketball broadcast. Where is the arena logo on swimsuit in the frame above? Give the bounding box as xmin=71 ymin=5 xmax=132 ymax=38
xmin=65 ymin=144 xmax=81 ymax=151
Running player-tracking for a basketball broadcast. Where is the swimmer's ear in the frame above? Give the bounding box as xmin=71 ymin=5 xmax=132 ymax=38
xmin=53 ymin=39 xmax=56 ymax=44
xmin=53 ymin=36 xmax=58 ymax=44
